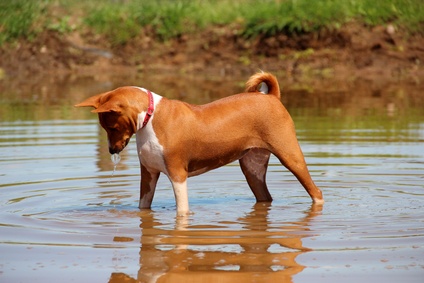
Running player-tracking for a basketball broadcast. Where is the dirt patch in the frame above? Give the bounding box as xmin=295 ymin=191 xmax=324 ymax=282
xmin=0 ymin=23 xmax=423 ymax=88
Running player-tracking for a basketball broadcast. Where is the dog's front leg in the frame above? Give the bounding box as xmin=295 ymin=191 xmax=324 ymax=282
xmin=166 ymin=159 xmax=190 ymax=214
xmin=170 ymin=179 xmax=190 ymax=215
xmin=139 ymin=164 xmax=160 ymax=209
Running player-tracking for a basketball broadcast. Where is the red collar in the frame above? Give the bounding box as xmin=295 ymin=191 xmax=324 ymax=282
xmin=141 ymin=90 xmax=154 ymax=129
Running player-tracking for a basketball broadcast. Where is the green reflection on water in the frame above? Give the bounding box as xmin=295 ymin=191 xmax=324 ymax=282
xmin=294 ymin=113 xmax=423 ymax=143
xmin=1 ymin=75 xmax=423 ymax=144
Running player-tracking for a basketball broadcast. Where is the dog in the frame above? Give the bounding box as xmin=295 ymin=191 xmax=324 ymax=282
xmin=75 ymin=72 xmax=323 ymax=214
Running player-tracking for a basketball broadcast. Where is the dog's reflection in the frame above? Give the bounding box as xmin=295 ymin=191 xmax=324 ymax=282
xmin=109 ymin=203 xmax=322 ymax=283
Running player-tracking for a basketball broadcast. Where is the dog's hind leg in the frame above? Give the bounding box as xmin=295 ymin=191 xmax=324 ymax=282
xmin=139 ymin=165 xmax=160 ymax=209
xmin=239 ymin=148 xmax=273 ymax=202
xmin=269 ymin=123 xmax=324 ymax=204
xmin=277 ymin=149 xmax=323 ymax=204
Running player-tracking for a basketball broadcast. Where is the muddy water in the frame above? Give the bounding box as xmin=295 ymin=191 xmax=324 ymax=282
xmin=0 ymin=74 xmax=423 ymax=282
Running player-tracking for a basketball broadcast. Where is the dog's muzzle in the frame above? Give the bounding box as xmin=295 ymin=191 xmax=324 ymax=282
xmin=109 ymin=138 xmax=130 ymax=154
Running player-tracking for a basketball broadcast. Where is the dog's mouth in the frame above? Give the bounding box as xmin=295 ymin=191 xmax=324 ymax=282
xmin=109 ymin=138 xmax=130 ymax=154
xmin=109 ymin=147 xmax=122 ymax=155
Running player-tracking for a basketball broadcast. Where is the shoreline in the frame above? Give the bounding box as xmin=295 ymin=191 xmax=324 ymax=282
xmin=0 ymin=23 xmax=423 ymax=91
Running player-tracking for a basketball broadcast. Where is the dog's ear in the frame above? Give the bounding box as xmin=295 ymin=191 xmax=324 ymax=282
xmin=75 ymin=94 xmax=121 ymax=114
xmin=91 ymin=102 xmax=122 ymax=114
xmin=74 ymin=94 xmax=103 ymax=109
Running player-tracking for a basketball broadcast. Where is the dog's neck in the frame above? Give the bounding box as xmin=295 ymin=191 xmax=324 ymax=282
xmin=139 ymin=90 xmax=154 ymax=129
xmin=135 ymin=88 xmax=163 ymax=131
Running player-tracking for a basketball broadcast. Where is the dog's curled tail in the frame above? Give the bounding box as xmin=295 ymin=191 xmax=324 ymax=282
xmin=245 ymin=72 xmax=281 ymax=99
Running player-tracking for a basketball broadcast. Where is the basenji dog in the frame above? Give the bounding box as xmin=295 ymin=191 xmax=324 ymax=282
xmin=75 ymin=72 xmax=323 ymax=214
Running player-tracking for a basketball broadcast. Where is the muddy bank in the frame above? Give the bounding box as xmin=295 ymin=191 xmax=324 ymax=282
xmin=0 ymin=23 xmax=423 ymax=91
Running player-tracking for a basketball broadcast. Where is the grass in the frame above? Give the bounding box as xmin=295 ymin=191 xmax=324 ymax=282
xmin=241 ymin=0 xmax=424 ymax=37
xmin=0 ymin=0 xmax=423 ymax=46
xmin=0 ymin=0 xmax=47 ymax=44
xmin=83 ymin=0 xmax=242 ymax=43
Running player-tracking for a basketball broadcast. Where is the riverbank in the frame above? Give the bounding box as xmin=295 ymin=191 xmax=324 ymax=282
xmin=0 ymin=0 xmax=423 ymax=90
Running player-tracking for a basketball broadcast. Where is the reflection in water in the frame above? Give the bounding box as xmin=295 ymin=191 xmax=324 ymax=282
xmin=109 ymin=203 xmax=322 ymax=283
xmin=1 ymin=72 xmax=423 ymax=125
xmin=1 ymin=73 xmax=423 ymax=282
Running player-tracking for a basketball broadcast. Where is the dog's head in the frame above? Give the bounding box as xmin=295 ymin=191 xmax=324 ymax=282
xmin=75 ymin=87 xmax=143 ymax=154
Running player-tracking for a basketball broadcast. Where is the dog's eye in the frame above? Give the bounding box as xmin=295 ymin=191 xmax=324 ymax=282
xmin=108 ymin=127 xmax=118 ymax=132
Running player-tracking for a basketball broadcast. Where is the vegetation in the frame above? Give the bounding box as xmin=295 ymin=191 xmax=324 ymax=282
xmin=0 ymin=0 xmax=47 ymax=44
xmin=0 ymin=0 xmax=423 ymax=46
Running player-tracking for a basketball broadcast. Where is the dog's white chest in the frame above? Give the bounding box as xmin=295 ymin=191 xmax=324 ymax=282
xmin=136 ymin=126 xmax=167 ymax=174
xmin=134 ymin=88 xmax=167 ymax=174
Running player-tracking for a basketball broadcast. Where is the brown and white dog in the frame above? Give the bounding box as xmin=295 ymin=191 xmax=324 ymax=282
xmin=75 ymin=72 xmax=323 ymax=214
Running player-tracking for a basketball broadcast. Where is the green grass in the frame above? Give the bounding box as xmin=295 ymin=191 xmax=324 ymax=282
xmin=0 ymin=0 xmax=423 ymax=46
xmin=83 ymin=0 xmax=242 ymax=44
xmin=353 ymin=0 xmax=424 ymax=29
xmin=0 ymin=0 xmax=47 ymax=44
xmin=83 ymin=2 xmax=140 ymax=45
xmin=83 ymin=0 xmax=424 ymax=44
xmin=241 ymin=0 xmax=424 ymax=37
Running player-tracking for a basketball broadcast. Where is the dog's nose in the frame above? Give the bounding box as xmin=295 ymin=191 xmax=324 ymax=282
xmin=109 ymin=147 xmax=120 ymax=154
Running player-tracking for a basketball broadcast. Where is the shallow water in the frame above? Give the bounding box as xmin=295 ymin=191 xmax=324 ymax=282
xmin=0 ymin=74 xmax=423 ymax=282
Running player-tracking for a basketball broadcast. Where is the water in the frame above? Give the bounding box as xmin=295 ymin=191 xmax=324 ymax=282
xmin=109 ymin=153 xmax=121 ymax=182
xmin=0 ymin=74 xmax=423 ymax=282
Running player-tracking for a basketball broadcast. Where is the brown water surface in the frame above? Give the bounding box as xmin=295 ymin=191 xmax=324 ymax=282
xmin=0 ymin=74 xmax=423 ymax=282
